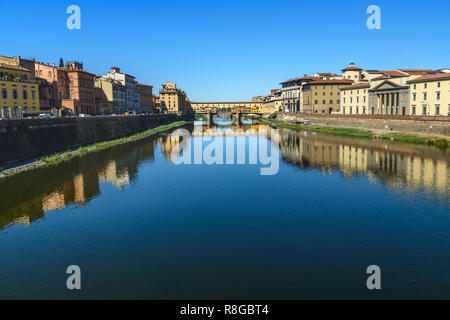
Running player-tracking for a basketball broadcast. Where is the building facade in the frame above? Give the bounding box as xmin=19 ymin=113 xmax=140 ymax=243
xmin=37 ymin=78 xmax=58 ymax=115
xmin=340 ymin=83 xmax=371 ymax=115
xmin=62 ymin=62 xmax=97 ymax=115
xmin=104 ymin=67 xmax=140 ymax=114
xmin=407 ymin=73 xmax=450 ymax=116
xmin=302 ymin=79 xmax=353 ymax=114
xmin=280 ymin=76 xmax=319 ymax=113
xmin=342 ymin=62 xmax=363 ymax=82
xmin=159 ymin=82 xmax=191 ymax=114
xmin=0 ymin=55 xmax=36 ymax=80
xmin=0 ymin=63 xmax=40 ymax=118
xmin=95 ymin=77 xmax=126 ymax=115
xmin=137 ymin=83 xmax=153 ymax=114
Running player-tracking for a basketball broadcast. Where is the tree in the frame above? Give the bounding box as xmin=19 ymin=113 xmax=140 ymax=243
xmin=59 ymin=58 xmax=64 ymax=68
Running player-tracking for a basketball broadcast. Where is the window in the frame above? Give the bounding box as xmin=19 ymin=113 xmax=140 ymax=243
xmin=23 ymin=90 xmax=28 ymax=100
xmin=437 ymin=92 xmax=440 ymax=100
xmin=1 ymin=88 xmax=7 ymax=99
xmin=424 ymin=83 xmax=427 ymax=89
xmin=437 ymin=82 xmax=441 ymax=88
xmin=363 ymin=107 xmax=366 ymax=114
xmin=413 ymin=84 xmax=416 ymax=89
xmin=423 ymin=93 xmax=427 ymax=100
xmin=413 ymin=93 xmax=416 ymax=101
xmin=412 ymin=105 xmax=416 ymax=115
xmin=435 ymin=105 xmax=440 ymax=116
xmin=13 ymin=89 xmax=18 ymax=99
xmin=330 ymin=100 xmax=333 ymax=104
xmin=350 ymin=107 xmax=353 ymax=114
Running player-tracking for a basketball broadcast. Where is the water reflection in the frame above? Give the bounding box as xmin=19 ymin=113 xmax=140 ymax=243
xmin=0 ymin=124 xmax=448 ymax=232
xmin=278 ymin=128 xmax=449 ymax=195
xmin=0 ymin=137 xmax=158 ymax=230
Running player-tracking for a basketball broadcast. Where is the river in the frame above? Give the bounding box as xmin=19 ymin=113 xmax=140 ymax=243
xmin=0 ymin=123 xmax=448 ymax=299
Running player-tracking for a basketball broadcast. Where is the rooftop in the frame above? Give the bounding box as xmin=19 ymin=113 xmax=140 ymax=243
xmin=407 ymin=73 xmax=450 ymax=83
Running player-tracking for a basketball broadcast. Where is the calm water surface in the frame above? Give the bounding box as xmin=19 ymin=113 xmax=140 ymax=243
xmin=0 ymin=124 xmax=448 ymax=299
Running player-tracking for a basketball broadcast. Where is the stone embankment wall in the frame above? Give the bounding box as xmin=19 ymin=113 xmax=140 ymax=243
xmin=0 ymin=114 xmax=192 ymax=167
xmin=277 ymin=113 xmax=450 ymax=137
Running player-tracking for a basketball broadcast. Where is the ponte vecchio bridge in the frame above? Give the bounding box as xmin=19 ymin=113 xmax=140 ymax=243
xmin=191 ymin=101 xmax=265 ymax=125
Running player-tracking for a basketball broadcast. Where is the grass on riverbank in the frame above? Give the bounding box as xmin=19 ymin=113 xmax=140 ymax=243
xmin=40 ymin=121 xmax=187 ymax=167
xmin=261 ymin=119 xmax=449 ymax=149
xmin=0 ymin=121 xmax=187 ymax=178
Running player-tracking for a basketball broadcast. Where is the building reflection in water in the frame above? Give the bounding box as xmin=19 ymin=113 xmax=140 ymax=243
xmin=0 ymin=124 xmax=448 ymax=231
xmin=278 ymin=128 xmax=449 ymax=195
xmin=0 ymin=137 xmax=158 ymax=230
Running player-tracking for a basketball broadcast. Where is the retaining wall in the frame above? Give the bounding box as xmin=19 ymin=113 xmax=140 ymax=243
xmin=0 ymin=114 xmax=192 ymax=167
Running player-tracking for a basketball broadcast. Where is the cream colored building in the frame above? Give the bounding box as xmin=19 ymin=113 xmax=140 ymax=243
xmin=407 ymin=73 xmax=450 ymax=116
xmin=339 ymin=68 xmax=446 ymax=116
xmin=342 ymin=62 xmax=363 ymax=82
xmin=340 ymin=83 xmax=370 ymax=115
xmin=95 ymin=77 xmax=126 ymax=114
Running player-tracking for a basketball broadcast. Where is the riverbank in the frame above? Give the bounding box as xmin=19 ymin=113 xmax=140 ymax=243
xmin=0 ymin=121 xmax=187 ymax=179
xmin=261 ymin=119 xmax=449 ymax=149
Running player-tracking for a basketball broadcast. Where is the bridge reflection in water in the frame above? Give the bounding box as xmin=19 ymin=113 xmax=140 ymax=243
xmin=0 ymin=123 xmax=448 ymax=232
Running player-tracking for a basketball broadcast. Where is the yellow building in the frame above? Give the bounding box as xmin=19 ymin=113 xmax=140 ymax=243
xmin=407 ymin=73 xmax=450 ymax=116
xmin=95 ymin=77 xmax=126 ymax=115
xmin=159 ymin=82 xmax=191 ymax=114
xmin=0 ymin=64 xmax=40 ymax=118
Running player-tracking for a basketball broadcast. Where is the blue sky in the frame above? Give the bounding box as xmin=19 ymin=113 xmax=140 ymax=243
xmin=1 ymin=0 xmax=449 ymax=101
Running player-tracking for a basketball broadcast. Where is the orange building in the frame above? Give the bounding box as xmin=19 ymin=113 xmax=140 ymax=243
xmin=35 ymin=61 xmax=97 ymax=115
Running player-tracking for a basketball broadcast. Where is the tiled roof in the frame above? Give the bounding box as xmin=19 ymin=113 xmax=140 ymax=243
xmin=309 ymin=79 xmax=354 ymax=85
xmin=340 ymin=83 xmax=371 ymax=90
xmin=342 ymin=66 xmax=362 ymax=71
xmin=280 ymin=76 xmax=320 ymax=85
xmin=407 ymin=73 xmax=450 ymax=83
xmin=0 ymin=63 xmax=30 ymax=72
xmin=398 ymin=69 xmax=437 ymax=75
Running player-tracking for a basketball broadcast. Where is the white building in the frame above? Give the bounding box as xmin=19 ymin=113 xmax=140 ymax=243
xmin=104 ymin=67 xmax=141 ymax=113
